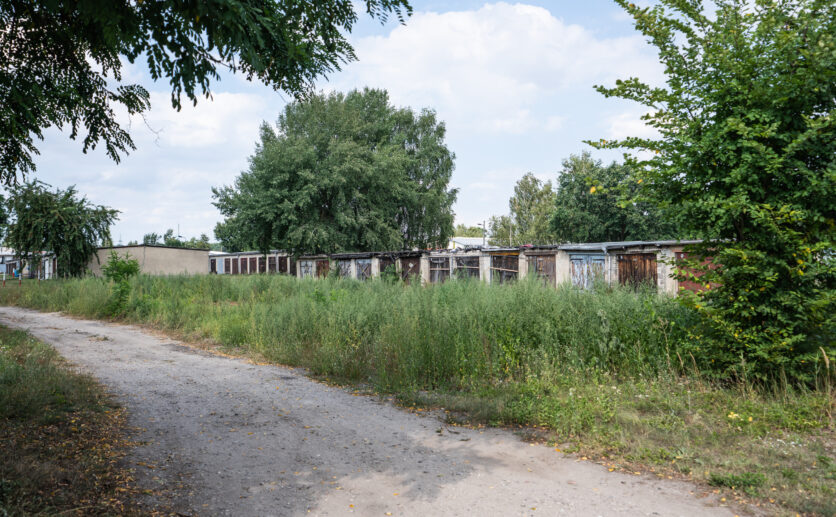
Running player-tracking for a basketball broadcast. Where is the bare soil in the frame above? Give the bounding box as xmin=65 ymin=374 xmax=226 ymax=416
xmin=0 ymin=307 xmax=737 ymax=517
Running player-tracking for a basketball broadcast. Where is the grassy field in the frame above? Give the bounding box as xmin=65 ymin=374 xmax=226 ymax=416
xmin=0 ymin=325 xmax=150 ymax=515
xmin=0 ymin=274 xmax=833 ymax=515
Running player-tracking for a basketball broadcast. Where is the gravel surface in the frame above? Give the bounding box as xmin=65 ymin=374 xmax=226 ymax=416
xmin=0 ymin=307 xmax=737 ymax=517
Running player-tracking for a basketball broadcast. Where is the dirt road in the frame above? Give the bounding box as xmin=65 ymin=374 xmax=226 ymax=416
xmin=0 ymin=307 xmax=736 ymax=516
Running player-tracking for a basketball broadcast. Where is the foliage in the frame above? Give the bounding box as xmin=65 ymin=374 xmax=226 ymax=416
xmin=454 ymin=224 xmax=485 ymax=238
xmin=101 ymin=251 xmax=140 ymax=317
xmin=0 ymin=193 xmax=7 ymax=241
xmin=593 ymin=0 xmax=836 ymax=383
xmin=5 ymin=181 xmax=118 ymax=277
xmin=213 ymin=88 xmax=458 ymax=254
xmin=489 ymin=173 xmax=556 ymax=246
xmin=137 ymin=230 xmax=211 ymax=249
xmin=0 ymin=0 xmax=411 ymax=185
xmin=550 ymin=152 xmax=679 ymax=243
xmin=101 ymin=251 xmax=140 ymax=284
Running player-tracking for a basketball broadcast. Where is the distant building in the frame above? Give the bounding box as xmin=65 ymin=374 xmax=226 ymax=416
xmin=448 ymin=236 xmax=485 ymax=249
xmin=88 ymin=245 xmax=209 ymax=276
xmin=0 ymin=247 xmax=57 ymax=279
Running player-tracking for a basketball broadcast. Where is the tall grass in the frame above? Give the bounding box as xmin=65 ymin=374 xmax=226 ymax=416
xmin=1 ymin=276 xmax=833 ymax=514
xmin=0 ymin=275 xmax=695 ymax=390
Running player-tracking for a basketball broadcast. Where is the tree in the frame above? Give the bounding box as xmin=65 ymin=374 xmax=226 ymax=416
xmin=550 ymin=152 xmax=679 ymax=243
xmin=141 ymin=230 xmax=210 ymax=249
xmin=593 ymin=0 xmax=836 ymax=382
xmin=0 ymin=0 xmax=411 ymax=185
xmin=454 ymin=224 xmax=485 ymax=237
xmin=488 ymin=172 xmax=556 ymax=246
xmin=213 ymin=88 xmax=458 ymax=254
xmin=488 ymin=215 xmax=513 ymax=247
xmin=6 ymin=181 xmax=118 ymax=277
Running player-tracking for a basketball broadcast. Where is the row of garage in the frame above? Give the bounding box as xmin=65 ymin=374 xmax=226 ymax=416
xmin=209 ymin=240 xmax=703 ymax=295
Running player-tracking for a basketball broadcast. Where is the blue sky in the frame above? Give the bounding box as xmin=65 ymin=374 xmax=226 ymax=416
xmin=28 ymin=1 xmax=663 ymax=243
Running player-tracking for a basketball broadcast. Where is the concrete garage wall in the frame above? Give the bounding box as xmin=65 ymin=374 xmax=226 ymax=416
xmin=88 ymin=246 xmax=209 ymax=276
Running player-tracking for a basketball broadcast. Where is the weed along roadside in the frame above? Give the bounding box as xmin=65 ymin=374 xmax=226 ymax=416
xmin=0 ymin=325 xmax=154 ymax=515
xmin=0 ymin=275 xmax=834 ymax=515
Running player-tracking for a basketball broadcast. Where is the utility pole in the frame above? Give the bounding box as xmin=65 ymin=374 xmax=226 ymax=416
xmin=479 ymin=220 xmax=487 ymax=247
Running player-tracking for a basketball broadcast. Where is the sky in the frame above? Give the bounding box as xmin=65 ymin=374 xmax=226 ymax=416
xmin=27 ymin=0 xmax=665 ymax=244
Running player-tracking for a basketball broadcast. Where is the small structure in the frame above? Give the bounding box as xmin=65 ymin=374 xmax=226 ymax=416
xmin=88 ymin=245 xmax=209 ymax=276
xmin=448 ymin=236 xmax=485 ymax=249
xmin=0 ymin=247 xmax=57 ymax=279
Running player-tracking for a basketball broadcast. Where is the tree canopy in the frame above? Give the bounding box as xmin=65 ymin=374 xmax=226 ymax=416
xmin=133 ymin=230 xmax=211 ymax=250
xmin=489 ymin=172 xmax=557 ymax=246
xmin=550 ymin=152 xmax=679 ymax=243
xmin=5 ymin=181 xmax=118 ymax=277
xmin=212 ymin=88 xmax=458 ymax=254
xmin=453 ymin=224 xmax=485 ymax=238
xmin=594 ymin=0 xmax=836 ymax=382
xmin=0 ymin=0 xmax=411 ymax=185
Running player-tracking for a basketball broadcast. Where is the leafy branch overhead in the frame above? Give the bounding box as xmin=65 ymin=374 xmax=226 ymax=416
xmin=0 ymin=0 xmax=412 ymax=185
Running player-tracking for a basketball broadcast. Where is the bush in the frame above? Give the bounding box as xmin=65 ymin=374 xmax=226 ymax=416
xmin=101 ymin=251 xmax=140 ymax=316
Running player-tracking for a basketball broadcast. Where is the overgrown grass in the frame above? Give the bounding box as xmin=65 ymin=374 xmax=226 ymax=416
xmin=0 ymin=326 xmax=144 ymax=515
xmin=0 ymin=275 xmax=833 ymax=515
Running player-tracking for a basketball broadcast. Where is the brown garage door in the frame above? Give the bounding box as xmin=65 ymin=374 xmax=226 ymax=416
xmin=527 ymin=254 xmax=556 ymax=286
xmin=617 ymin=253 xmax=657 ymax=289
xmin=400 ymin=257 xmax=420 ymax=283
xmin=316 ymin=259 xmax=330 ymax=278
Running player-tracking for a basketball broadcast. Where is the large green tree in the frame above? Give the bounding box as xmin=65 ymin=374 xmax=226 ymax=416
xmin=489 ymin=173 xmax=557 ymax=246
xmin=6 ymin=182 xmax=118 ymax=277
xmin=550 ymin=152 xmax=679 ymax=243
xmin=0 ymin=0 xmax=410 ymax=185
xmin=212 ymin=88 xmax=458 ymax=254
xmin=453 ymin=223 xmax=485 ymax=238
xmin=594 ymin=0 xmax=835 ymax=382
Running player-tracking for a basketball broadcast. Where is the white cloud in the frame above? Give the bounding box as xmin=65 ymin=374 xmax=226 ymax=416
xmin=32 ymin=90 xmax=278 ymax=241
xmin=334 ymin=2 xmax=662 ymax=135
xmin=129 ymin=91 xmax=268 ymax=150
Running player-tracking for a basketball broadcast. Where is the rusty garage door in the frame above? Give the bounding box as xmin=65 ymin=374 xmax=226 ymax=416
xmin=527 ymin=254 xmax=556 ymax=286
xmin=378 ymin=256 xmax=396 ymax=276
xmin=268 ymin=256 xmax=276 ymax=273
xmin=258 ymin=257 xmax=266 ymax=273
xmin=617 ymin=253 xmax=657 ymax=289
xmin=279 ymin=257 xmax=288 ymax=274
xmin=316 ymin=259 xmax=330 ymax=278
xmin=570 ymin=254 xmax=604 ymax=290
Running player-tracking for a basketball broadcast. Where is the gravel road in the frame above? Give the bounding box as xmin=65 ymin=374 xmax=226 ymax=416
xmin=0 ymin=307 xmax=736 ymax=517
